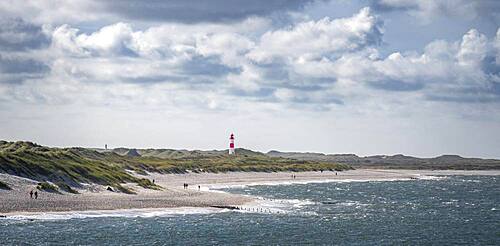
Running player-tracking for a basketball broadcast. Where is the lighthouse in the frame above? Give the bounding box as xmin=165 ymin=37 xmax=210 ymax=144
xmin=229 ymin=133 xmax=235 ymax=155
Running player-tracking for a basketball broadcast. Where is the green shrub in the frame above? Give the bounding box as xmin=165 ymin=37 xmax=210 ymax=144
xmin=37 ymin=182 xmax=60 ymax=193
xmin=137 ymin=178 xmax=162 ymax=190
xmin=55 ymin=182 xmax=79 ymax=194
xmin=115 ymin=184 xmax=136 ymax=194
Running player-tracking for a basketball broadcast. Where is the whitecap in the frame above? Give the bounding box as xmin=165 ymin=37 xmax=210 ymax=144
xmin=1 ymin=207 xmax=225 ymax=221
xmin=235 ymin=196 xmax=317 ymax=216
xmin=205 ymin=177 xmax=427 ymax=191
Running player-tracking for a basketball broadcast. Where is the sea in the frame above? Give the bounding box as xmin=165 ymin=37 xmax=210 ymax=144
xmin=1 ymin=175 xmax=498 ymax=245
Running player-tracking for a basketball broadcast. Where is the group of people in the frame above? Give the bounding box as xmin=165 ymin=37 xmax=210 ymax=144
xmin=183 ymin=183 xmax=201 ymax=190
xmin=291 ymin=174 xmax=297 ymax=179
xmin=29 ymin=190 xmax=38 ymax=199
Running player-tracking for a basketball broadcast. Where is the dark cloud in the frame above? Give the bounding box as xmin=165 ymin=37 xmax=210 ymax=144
xmin=102 ymin=0 xmax=318 ymax=23
xmin=227 ymin=87 xmax=275 ymax=99
xmin=121 ymin=75 xmax=189 ymax=84
xmin=0 ymin=56 xmax=47 ymax=74
xmin=369 ymin=79 xmax=424 ymax=91
xmin=426 ymin=83 xmax=500 ymax=103
xmin=287 ymin=94 xmax=343 ymax=105
xmin=284 ymin=83 xmax=328 ymax=92
xmin=118 ymin=57 xmax=240 ymax=85
xmin=180 ymin=56 xmax=241 ymax=76
xmin=0 ymin=18 xmax=50 ymax=51
xmin=370 ymin=1 xmax=417 ymax=12
xmin=0 ymin=55 xmax=49 ymax=84
xmin=426 ymin=94 xmax=500 ymax=103
xmin=481 ymin=55 xmax=500 ymax=75
xmin=476 ymin=0 xmax=500 ymax=22
xmin=256 ymin=61 xmax=338 ymax=88
xmin=257 ymin=61 xmax=290 ymax=81
xmin=371 ymin=0 xmax=500 ymax=22
xmin=121 ymin=74 xmax=216 ymax=85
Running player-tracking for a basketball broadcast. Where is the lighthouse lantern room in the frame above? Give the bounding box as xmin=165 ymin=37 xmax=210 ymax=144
xmin=229 ymin=133 xmax=235 ymax=155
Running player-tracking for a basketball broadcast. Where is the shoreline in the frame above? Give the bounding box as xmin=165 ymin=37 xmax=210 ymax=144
xmin=0 ymin=207 xmax=227 ymax=220
xmin=1 ymin=169 xmax=499 ymax=218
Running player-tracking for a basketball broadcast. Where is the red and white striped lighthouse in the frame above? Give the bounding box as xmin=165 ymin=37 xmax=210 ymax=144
xmin=229 ymin=133 xmax=235 ymax=155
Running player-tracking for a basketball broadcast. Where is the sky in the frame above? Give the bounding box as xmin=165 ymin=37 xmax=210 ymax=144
xmin=0 ymin=0 xmax=500 ymax=158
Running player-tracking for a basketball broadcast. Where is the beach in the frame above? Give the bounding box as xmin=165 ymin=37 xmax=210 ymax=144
xmin=1 ymin=169 xmax=499 ymax=215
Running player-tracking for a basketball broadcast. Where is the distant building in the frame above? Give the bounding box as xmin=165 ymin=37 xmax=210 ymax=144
xmin=229 ymin=133 xmax=235 ymax=155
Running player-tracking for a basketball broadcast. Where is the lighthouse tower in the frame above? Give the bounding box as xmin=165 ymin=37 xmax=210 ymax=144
xmin=229 ymin=133 xmax=235 ymax=155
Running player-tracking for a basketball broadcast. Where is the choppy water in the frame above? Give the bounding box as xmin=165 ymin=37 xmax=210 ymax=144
xmin=1 ymin=175 xmax=499 ymax=245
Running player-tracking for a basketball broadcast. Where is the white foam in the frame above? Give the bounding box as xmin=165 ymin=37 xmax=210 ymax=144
xmin=413 ymin=175 xmax=447 ymax=180
xmin=2 ymin=207 xmax=225 ymax=221
xmin=232 ymin=195 xmax=318 ymax=216
xmin=205 ymin=176 xmax=437 ymax=190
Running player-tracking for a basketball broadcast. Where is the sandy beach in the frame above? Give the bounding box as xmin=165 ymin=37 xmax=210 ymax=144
xmin=1 ymin=169 xmax=498 ymax=215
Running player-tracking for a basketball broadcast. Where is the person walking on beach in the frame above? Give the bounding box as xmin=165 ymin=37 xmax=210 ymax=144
xmin=198 ymin=185 xmax=200 ymax=191
xmin=34 ymin=191 xmax=38 ymax=199
xmin=29 ymin=190 xmax=33 ymax=199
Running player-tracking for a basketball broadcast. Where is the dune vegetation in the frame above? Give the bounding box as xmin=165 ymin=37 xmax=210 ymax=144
xmin=36 ymin=182 xmax=60 ymax=193
xmin=0 ymin=141 xmax=351 ymax=193
xmin=0 ymin=180 xmax=11 ymax=190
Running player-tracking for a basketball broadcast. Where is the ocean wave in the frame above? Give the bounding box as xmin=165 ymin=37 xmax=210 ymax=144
xmin=234 ymin=196 xmax=318 ymax=216
xmin=1 ymin=207 xmax=225 ymax=221
xmin=414 ymin=175 xmax=447 ymax=180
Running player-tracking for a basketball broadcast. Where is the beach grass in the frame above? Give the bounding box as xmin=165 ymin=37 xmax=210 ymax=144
xmin=114 ymin=184 xmax=136 ymax=194
xmin=0 ymin=180 xmax=11 ymax=190
xmin=55 ymin=182 xmax=79 ymax=194
xmin=37 ymin=182 xmax=60 ymax=193
xmin=137 ymin=178 xmax=162 ymax=190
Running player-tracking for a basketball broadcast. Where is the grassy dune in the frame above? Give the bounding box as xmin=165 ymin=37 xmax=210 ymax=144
xmin=0 ymin=141 xmax=351 ymax=192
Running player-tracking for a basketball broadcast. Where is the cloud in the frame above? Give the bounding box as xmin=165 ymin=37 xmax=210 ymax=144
xmin=371 ymin=0 xmax=500 ymax=22
xmin=248 ymin=7 xmax=383 ymax=63
xmin=0 ymin=0 xmax=101 ymax=26
xmin=47 ymin=22 xmax=252 ymax=88
xmin=457 ymin=29 xmax=488 ymax=67
xmin=100 ymin=0 xmax=318 ymax=23
xmin=0 ymin=18 xmax=50 ymax=51
xmin=51 ymin=23 xmax=137 ymax=57
xmin=0 ymin=55 xmax=49 ymax=84
xmin=1 ymin=6 xmax=499 ymax=115
xmin=365 ymin=29 xmax=500 ymax=100
xmin=179 ymin=55 xmax=241 ymax=76
xmin=494 ymin=29 xmax=500 ymax=65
